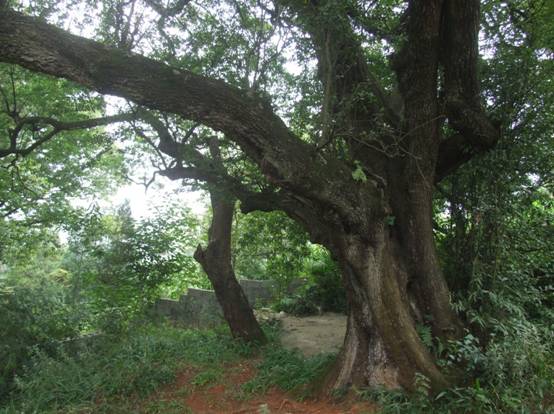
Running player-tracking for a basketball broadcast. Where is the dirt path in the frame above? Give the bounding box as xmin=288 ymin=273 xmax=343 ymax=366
xmin=153 ymin=359 xmax=377 ymax=414
xmin=279 ymin=312 xmax=347 ymax=357
xmin=144 ymin=313 xmax=373 ymax=413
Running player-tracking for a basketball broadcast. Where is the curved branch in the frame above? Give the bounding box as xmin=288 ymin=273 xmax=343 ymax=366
xmin=0 ymin=7 xmax=385 ymax=232
xmin=0 ymin=113 xmax=134 ymax=159
xmin=0 ymin=8 xmax=309 ymax=175
xmin=437 ymin=0 xmax=500 ymax=179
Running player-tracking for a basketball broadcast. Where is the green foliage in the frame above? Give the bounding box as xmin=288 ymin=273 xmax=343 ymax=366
xmin=2 ymin=324 xmax=247 ymax=413
xmin=0 ymin=199 xmax=208 ymax=401
xmin=432 ymin=150 xmax=554 ymax=412
xmin=234 ymin=210 xmax=310 ymax=296
xmin=361 ymin=377 xmax=501 ymax=414
xmin=0 ymin=64 xmax=125 ymax=227
xmin=351 ymin=160 xmax=368 ymax=182
xmin=274 ymin=246 xmax=346 ymax=315
xmin=273 ymin=294 xmax=320 ymax=316
xmin=364 ymin=318 xmax=554 ymax=412
xmin=425 ymin=2 xmax=554 ymax=409
xmin=64 ymin=201 xmax=206 ymax=332
xmin=0 ymin=266 xmax=85 ymax=400
xmin=242 ymin=347 xmax=335 ymax=396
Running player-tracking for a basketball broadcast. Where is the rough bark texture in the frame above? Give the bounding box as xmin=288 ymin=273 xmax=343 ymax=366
xmin=194 ymin=139 xmax=266 ymax=344
xmin=0 ymin=0 xmax=500 ymax=392
xmin=194 ymin=189 xmax=266 ymax=344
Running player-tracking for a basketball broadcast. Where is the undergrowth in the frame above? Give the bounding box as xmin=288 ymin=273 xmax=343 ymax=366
xmin=360 ymin=319 xmax=554 ymax=413
xmin=0 ymin=321 xmax=332 ymax=413
xmin=0 ymin=324 xmax=254 ymax=413
xmin=242 ymin=347 xmax=335 ymax=397
xmin=4 ymin=314 xmax=550 ymax=413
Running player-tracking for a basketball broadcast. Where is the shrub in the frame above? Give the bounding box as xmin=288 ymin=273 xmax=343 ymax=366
xmin=0 ymin=278 xmax=83 ymax=401
xmin=3 ymin=324 xmax=248 ymax=413
xmin=274 ymin=247 xmax=346 ymax=316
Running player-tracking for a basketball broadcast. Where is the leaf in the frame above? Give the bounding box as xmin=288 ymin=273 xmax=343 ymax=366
xmin=351 ymin=161 xmax=367 ymax=182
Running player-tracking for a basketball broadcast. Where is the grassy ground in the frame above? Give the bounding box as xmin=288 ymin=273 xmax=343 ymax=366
xmin=2 ymin=320 xmax=551 ymax=413
xmin=0 ymin=322 xmax=364 ymax=413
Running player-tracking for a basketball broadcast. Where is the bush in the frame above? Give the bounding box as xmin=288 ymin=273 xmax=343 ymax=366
xmin=273 ymin=294 xmax=321 ymax=316
xmin=3 ymin=324 xmax=249 ymax=413
xmin=274 ymin=247 xmax=346 ymax=316
xmin=0 ymin=278 xmax=83 ymax=401
xmin=64 ymin=202 xmax=207 ymax=332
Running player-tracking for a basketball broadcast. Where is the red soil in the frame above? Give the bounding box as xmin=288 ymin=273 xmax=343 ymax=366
xmin=154 ymin=360 xmax=378 ymax=414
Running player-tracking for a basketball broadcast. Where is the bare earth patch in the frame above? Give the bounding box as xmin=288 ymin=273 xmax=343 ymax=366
xmin=279 ymin=312 xmax=347 ymax=357
xmin=144 ymin=313 xmax=375 ymax=413
xmin=154 ymin=359 xmax=377 ymax=414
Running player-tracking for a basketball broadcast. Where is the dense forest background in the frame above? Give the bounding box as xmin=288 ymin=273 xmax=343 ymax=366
xmin=0 ymin=0 xmax=553 ymax=412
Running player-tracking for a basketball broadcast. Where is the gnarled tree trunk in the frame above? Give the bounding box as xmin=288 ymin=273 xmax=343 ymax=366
xmin=195 ymin=188 xmax=266 ymax=343
xmin=194 ymin=139 xmax=266 ymax=344
xmin=317 ymin=186 xmax=462 ymax=392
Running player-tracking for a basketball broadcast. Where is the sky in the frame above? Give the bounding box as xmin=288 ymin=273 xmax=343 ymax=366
xmin=110 ymin=179 xmax=207 ymax=219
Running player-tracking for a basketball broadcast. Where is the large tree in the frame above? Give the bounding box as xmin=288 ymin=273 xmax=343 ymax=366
xmin=0 ymin=0 xmax=512 ymax=391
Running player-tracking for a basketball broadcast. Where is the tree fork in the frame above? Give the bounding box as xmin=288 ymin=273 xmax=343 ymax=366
xmin=193 ymin=138 xmax=266 ymax=343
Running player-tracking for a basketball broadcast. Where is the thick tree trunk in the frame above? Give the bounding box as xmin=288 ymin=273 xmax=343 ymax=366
xmin=194 ymin=189 xmax=266 ymax=344
xmin=317 ymin=188 xmax=461 ymax=393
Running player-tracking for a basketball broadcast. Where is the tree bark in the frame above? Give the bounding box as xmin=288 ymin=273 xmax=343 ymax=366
xmin=310 ymin=198 xmax=457 ymax=392
xmin=193 ymin=138 xmax=266 ymax=344
xmin=194 ymin=188 xmax=266 ymax=344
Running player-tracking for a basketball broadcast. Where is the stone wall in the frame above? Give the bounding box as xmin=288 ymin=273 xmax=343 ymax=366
xmin=153 ymin=279 xmax=278 ymax=328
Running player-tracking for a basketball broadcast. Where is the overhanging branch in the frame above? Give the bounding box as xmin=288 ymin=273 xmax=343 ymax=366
xmin=0 ymin=8 xmax=311 ymax=178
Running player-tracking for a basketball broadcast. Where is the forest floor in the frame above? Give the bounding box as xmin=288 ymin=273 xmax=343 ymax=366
xmin=149 ymin=358 xmax=377 ymax=414
xmin=144 ymin=313 xmax=377 ymax=413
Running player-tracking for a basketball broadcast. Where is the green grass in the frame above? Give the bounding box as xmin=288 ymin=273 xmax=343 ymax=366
xmin=0 ymin=320 xmax=338 ymax=413
xmin=242 ymin=347 xmax=336 ymax=397
xmin=191 ymin=367 xmax=223 ymax=387
xmin=0 ymin=324 xmax=252 ymax=413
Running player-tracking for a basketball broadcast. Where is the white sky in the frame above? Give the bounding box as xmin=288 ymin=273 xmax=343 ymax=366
xmin=110 ymin=179 xmax=207 ymax=218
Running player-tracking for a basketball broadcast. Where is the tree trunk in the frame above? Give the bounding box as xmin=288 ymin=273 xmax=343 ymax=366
xmin=312 ymin=185 xmax=462 ymax=393
xmin=194 ymin=189 xmax=266 ymax=344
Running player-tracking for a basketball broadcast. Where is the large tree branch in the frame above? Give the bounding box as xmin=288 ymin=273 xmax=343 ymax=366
xmin=0 ymin=8 xmax=312 ymax=181
xmin=0 ymin=113 xmax=134 ymax=159
xmin=0 ymin=8 xmax=385 ymax=234
xmin=390 ymin=0 xmax=444 ymax=181
xmin=437 ymin=0 xmax=500 ymax=180
xmin=143 ymin=117 xmax=331 ymax=240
